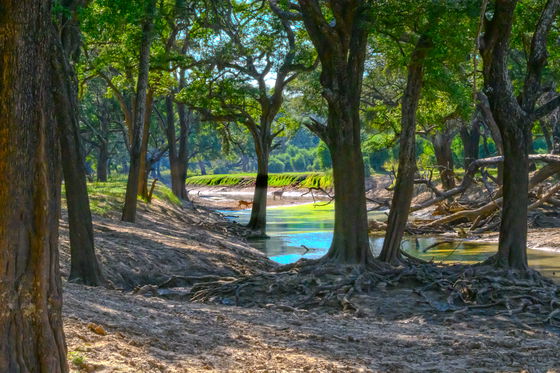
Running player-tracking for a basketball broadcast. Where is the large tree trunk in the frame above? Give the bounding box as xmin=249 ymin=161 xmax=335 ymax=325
xmin=52 ymin=50 xmax=103 ymax=285
xmin=460 ymin=116 xmax=480 ymax=169
xmin=247 ymin=141 xmax=270 ymax=236
xmin=491 ymin=122 xmax=530 ymax=269
xmin=53 ymin=0 xmax=103 ymax=285
xmin=325 ymin=133 xmax=372 ymax=264
xmin=0 ymin=0 xmax=68 ymax=370
xmin=122 ymin=0 xmax=156 ymax=222
xmin=480 ymin=0 xmax=560 ymax=270
xmin=379 ymin=36 xmax=431 ymax=264
xmin=298 ymin=0 xmax=374 ymax=265
xmin=432 ymin=132 xmax=456 ymax=190
xmin=168 ymin=96 xmax=191 ymax=200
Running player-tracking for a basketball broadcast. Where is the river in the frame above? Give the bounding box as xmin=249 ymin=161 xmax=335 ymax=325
xmin=222 ymin=202 xmax=560 ymax=282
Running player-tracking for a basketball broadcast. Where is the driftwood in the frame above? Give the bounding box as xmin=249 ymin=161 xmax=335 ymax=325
xmin=529 ymin=182 xmax=560 ymax=209
xmin=300 ymin=186 xmax=334 ymax=205
xmin=423 ymin=170 xmax=560 ymax=228
xmin=410 ymin=155 xmax=560 ymax=213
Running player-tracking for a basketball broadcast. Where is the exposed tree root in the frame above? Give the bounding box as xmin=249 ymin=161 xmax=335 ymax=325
xmin=187 ymin=260 xmax=560 ymax=326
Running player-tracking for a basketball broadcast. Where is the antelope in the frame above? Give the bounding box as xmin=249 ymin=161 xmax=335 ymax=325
xmin=272 ymin=188 xmax=286 ymax=200
xmin=237 ymin=200 xmax=253 ymax=209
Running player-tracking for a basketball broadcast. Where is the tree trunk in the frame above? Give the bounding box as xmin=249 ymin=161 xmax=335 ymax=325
xmin=52 ymin=50 xmax=103 ymax=285
xmin=432 ymin=132 xmax=456 ymax=190
xmin=52 ymin=0 xmax=103 ymax=285
xmin=527 ymin=124 xmax=536 ymax=171
xmin=460 ymin=116 xmax=480 ymax=169
xmin=325 ymin=136 xmax=372 ymax=264
xmin=122 ymin=0 xmax=156 ymax=222
xmin=379 ymin=35 xmax=431 ymax=264
xmin=492 ymin=123 xmax=530 ymax=269
xmin=247 ymin=142 xmax=270 ymax=236
xmin=198 ymin=161 xmax=207 ymax=175
xmin=168 ymin=97 xmax=191 ymax=200
xmin=296 ymin=0 xmax=375 ymax=265
xmin=97 ymin=139 xmax=109 ymax=182
xmin=540 ymin=120 xmax=553 ymax=153
xmin=479 ymin=0 xmax=560 ymax=270
xmin=0 ymin=0 xmax=68 ymax=370
xmin=479 ymin=92 xmax=504 ymax=182
xmin=553 ymin=118 xmax=560 ymax=154
xmin=138 ymin=89 xmax=154 ymax=199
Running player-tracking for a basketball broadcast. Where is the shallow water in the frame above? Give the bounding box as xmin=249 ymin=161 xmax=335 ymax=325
xmin=222 ymin=203 xmax=560 ymax=282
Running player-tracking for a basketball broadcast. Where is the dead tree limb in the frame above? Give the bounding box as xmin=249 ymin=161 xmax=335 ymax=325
xmin=529 ymin=182 xmax=560 ymax=209
xmin=425 ymin=168 xmax=560 ymax=228
xmin=411 ymin=155 xmax=560 ymax=212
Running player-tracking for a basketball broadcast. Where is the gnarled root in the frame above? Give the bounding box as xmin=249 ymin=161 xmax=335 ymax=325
xmin=187 ymin=259 xmax=560 ymax=325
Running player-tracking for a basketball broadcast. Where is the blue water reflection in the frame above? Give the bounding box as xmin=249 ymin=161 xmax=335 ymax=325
xmin=219 ymin=203 xmax=560 ymax=282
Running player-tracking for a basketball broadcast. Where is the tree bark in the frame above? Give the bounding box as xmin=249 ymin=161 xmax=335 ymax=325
xmin=122 ymin=0 xmax=156 ymax=222
xmin=298 ymin=0 xmax=374 ymax=265
xmin=540 ymin=120 xmax=553 ymax=153
xmin=97 ymin=139 xmax=109 ymax=182
xmin=52 ymin=50 xmax=103 ymax=285
xmin=0 ymin=0 xmax=68 ymax=370
xmin=325 ymin=134 xmax=372 ymax=263
xmin=480 ymin=0 xmax=560 ymax=270
xmin=137 ymin=89 xmax=154 ymax=199
xmin=53 ymin=0 xmax=103 ymax=285
xmin=478 ymin=91 xmax=504 ymax=182
xmin=247 ymin=141 xmax=270 ymax=236
xmin=432 ymin=132 xmax=456 ymax=190
xmin=198 ymin=161 xmax=207 ymax=175
xmin=554 ymin=118 xmax=560 ymax=154
xmin=167 ymin=95 xmax=191 ymax=200
xmin=379 ymin=35 xmax=431 ymax=264
xmin=460 ymin=115 xmax=480 ymax=169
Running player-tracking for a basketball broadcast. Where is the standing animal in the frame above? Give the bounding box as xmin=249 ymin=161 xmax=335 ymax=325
xmin=272 ymin=188 xmax=286 ymax=200
xmin=237 ymin=200 xmax=253 ymax=209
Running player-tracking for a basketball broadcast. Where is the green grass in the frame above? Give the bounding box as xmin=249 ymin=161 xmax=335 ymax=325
xmin=62 ymin=176 xmax=181 ymax=216
xmin=185 ymin=172 xmax=333 ymax=189
xmin=68 ymin=351 xmax=87 ymax=369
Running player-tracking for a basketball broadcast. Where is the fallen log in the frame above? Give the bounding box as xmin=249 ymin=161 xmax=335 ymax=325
xmin=411 ymin=158 xmax=560 ymax=213
xmin=423 ymin=168 xmax=560 ymax=228
xmin=529 ymin=182 xmax=560 ymax=209
xmin=424 ymin=198 xmax=502 ymax=228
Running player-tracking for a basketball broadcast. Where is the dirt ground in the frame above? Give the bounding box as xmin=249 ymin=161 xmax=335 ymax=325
xmin=63 ymin=281 xmax=560 ymax=373
xmin=59 ymin=192 xmax=560 ymax=372
xmin=58 ymin=199 xmax=273 ymax=289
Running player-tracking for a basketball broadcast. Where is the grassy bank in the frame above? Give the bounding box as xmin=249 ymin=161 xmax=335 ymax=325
xmin=185 ymin=172 xmax=333 ymax=189
xmin=62 ymin=176 xmax=181 ymax=216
